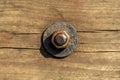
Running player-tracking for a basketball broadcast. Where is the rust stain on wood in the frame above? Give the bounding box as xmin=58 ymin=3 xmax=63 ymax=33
xmin=0 ymin=32 xmax=13 ymax=43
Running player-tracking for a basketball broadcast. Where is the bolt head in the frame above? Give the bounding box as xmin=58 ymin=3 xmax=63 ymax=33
xmin=51 ymin=31 xmax=70 ymax=49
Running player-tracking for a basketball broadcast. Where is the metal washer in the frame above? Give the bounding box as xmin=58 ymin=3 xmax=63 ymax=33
xmin=42 ymin=22 xmax=78 ymax=58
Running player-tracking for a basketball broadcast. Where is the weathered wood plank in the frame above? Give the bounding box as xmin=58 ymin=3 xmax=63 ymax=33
xmin=0 ymin=0 xmax=120 ymax=34
xmin=0 ymin=49 xmax=119 ymax=80
xmin=0 ymin=32 xmax=120 ymax=52
xmin=0 ymin=0 xmax=120 ymax=80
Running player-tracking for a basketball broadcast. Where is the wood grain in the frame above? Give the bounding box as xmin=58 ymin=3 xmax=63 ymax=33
xmin=0 ymin=0 xmax=120 ymax=80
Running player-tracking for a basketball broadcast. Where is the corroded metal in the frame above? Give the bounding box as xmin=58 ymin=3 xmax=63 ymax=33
xmin=51 ymin=31 xmax=69 ymax=49
xmin=42 ymin=22 xmax=78 ymax=58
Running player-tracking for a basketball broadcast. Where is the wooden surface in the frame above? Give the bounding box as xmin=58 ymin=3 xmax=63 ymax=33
xmin=0 ymin=0 xmax=120 ymax=80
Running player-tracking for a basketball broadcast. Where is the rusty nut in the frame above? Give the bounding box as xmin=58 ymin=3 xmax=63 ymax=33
xmin=51 ymin=31 xmax=70 ymax=49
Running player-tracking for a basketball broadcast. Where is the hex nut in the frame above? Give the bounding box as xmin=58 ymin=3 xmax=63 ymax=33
xmin=51 ymin=31 xmax=70 ymax=49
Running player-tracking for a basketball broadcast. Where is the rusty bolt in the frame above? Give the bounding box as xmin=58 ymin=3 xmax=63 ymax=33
xmin=51 ymin=31 xmax=70 ymax=49
xmin=42 ymin=22 xmax=78 ymax=57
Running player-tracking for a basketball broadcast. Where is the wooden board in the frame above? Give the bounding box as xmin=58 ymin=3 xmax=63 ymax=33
xmin=0 ymin=0 xmax=120 ymax=80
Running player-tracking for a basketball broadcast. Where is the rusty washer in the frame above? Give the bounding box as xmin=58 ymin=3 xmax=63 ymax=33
xmin=42 ymin=22 xmax=78 ymax=58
